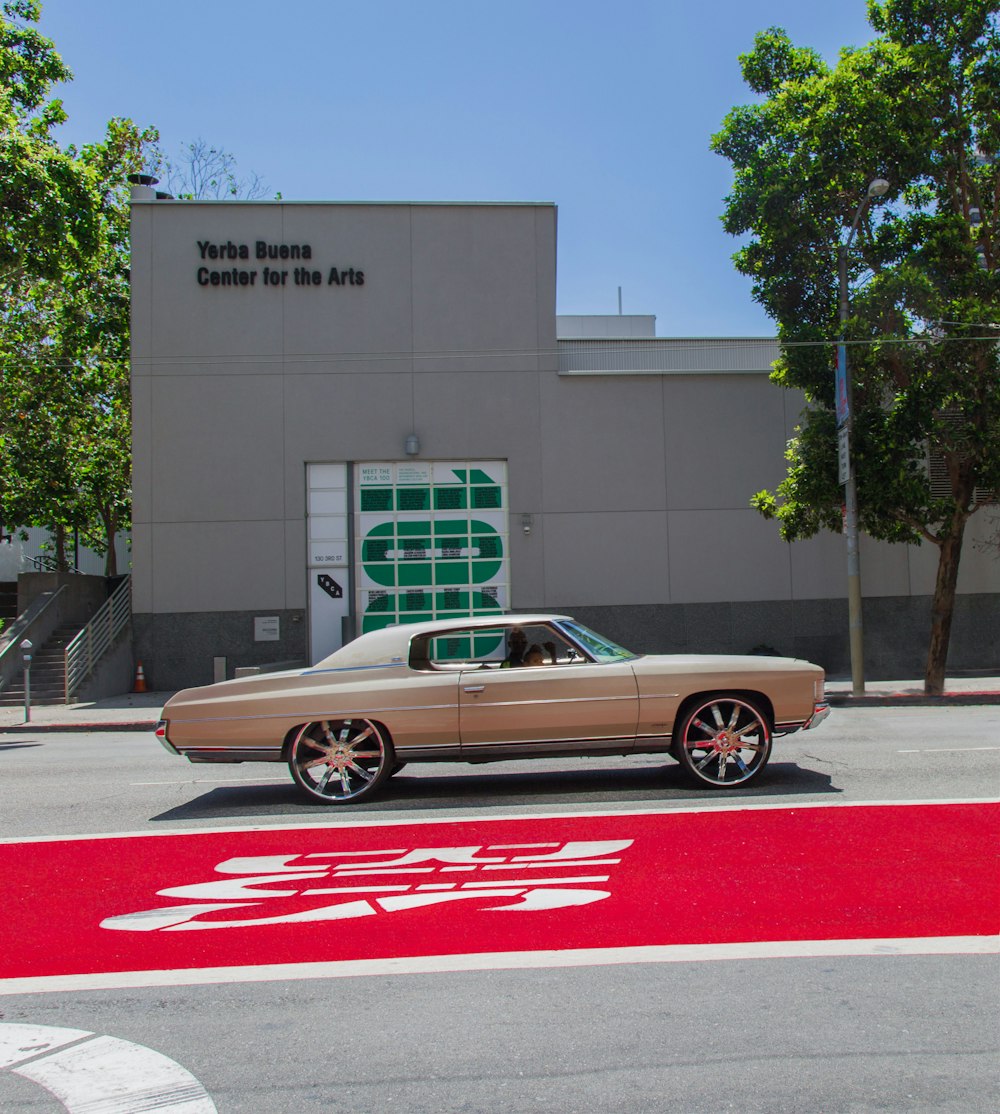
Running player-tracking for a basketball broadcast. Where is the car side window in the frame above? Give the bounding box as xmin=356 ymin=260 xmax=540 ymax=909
xmin=502 ymin=626 xmax=581 ymax=668
xmin=410 ymin=628 xmax=506 ymax=671
xmin=411 ymin=625 xmax=584 ymax=672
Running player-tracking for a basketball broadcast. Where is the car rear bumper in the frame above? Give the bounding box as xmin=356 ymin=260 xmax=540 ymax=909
xmin=154 ymin=720 xmax=180 ymax=755
xmin=802 ymin=701 xmax=831 ymax=730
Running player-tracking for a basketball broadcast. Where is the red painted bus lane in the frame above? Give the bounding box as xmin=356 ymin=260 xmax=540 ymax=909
xmin=2 ymin=802 xmax=997 ymax=985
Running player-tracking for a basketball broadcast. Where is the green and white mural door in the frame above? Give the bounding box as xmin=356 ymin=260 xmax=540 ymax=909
xmin=356 ymin=461 xmax=509 ymax=636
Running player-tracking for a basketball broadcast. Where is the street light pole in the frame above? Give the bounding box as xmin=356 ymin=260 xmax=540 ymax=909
xmin=837 ymin=177 xmax=889 ymax=697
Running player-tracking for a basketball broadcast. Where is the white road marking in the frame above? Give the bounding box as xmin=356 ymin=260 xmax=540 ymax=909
xmin=0 ymin=937 xmax=995 ymax=997
xmin=0 ymin=1023 xmax=216 ymax=1111
xmin=897 ymin=746 xmax=1000 ymax=753
xmin=1 ymin=796 xmax=996 ymax=845
xmin=130 ymin=777 xmax=289 ymax=785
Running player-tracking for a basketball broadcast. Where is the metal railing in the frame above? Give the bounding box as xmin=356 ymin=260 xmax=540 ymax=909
xmin=64 ymin=576 xmax=131 ymax=701
xmin=0 ymin=585 xmax=68 ymax=693
xmin=26 ymin=555 xmax=80 ymax=573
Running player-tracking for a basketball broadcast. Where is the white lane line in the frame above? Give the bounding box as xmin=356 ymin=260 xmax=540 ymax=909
xmin=1 ymin=797 xmax=997 ymax=845
xmin=0 ymin=937 xmax=995 ymax=997
xmin=898 ymin=746 xmax=1000 ymax=753
xmin=130 ymin=777 xmax=289 ymax=785
xmin=0 ymin=1024 xmax=216 ymax=1111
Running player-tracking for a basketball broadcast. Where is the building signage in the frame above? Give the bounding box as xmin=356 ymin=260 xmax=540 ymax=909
xmin=835 ymin=346 xmax=849 ymax=427
xmin=254 ymin=616 xmax=280 ymax=641
xmin=838 ymin=426 xmax=850 ymax=485
xmin=195 ymin=240 xmax=365 ymax=289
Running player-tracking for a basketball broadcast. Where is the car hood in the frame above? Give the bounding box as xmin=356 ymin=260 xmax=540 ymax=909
xmin=635 ymin=653 xmax=822 ymax=675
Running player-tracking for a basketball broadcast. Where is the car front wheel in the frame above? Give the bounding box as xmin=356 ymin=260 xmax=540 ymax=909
xmin=289 ymin=718 xmax=394 ymax=803
xmin=675 ymin=696 xmax=771 ymax=788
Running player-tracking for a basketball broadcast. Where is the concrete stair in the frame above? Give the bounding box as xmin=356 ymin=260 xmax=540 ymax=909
xmin=0 ymin=582 xmax=17 ymax=625
xmin=0 ymin=626 xmax=78 ymax=707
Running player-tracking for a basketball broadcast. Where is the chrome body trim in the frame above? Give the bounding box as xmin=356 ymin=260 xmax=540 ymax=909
xmin=461 ymin=693 xmax=637 ymax=710
xmin=304 ymin=661 xmax=408 ymax=677
xmin=171 ymin=702 xmax=457 ymax=726
xmin=460 ymin=733 xmax=635 ymax=752
xmin=183 ymin=747 xmax=283 ymax=763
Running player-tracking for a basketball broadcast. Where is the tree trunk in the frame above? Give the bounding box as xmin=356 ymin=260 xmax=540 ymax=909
xmin=52 ymin=523 xmax=68 ymax=571
xmin=101 ymin=506 xmax=118 ymax=577
xmin=924 ymin=520 xmax=968 ymax=695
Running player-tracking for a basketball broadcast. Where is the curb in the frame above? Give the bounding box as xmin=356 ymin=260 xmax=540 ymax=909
xmin=827 ymin=692 xmax=1000 ymax=708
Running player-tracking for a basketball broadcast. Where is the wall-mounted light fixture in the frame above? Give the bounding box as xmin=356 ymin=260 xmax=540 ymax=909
xmin=404 ymin=435 xmax=420 ymax=456
xmin=521 ymin=514 xmax=533 ymax=536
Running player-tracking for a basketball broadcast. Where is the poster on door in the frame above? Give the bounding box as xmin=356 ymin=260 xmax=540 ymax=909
xmin=307 ymin=463 xmax=350 ymax=662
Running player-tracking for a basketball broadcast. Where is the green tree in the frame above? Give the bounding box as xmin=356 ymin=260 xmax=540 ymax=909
xmin=713 ymin=0 xmax=1000 ymax=694
xmin=0 ymin=0 xmax=101 ymax=292
xmin=1 ymin=2 xmax=155 ymax=574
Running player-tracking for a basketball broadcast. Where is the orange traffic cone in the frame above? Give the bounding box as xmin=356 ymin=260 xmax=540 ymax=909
xmin=133 ymin=661 xmax=148 ymax=693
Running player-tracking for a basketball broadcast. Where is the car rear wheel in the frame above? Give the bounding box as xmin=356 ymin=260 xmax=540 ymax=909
xmin=675 ymin=695 xmax=771 ymax=788
xmin=289 ymin=718 xmax=394 ymax=804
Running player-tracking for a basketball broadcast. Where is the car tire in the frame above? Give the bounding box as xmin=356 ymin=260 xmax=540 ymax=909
xmin=675 ymin=695 xmax=772 ymax=788
xmin=289 ymin=718 xmax=394 ymax=804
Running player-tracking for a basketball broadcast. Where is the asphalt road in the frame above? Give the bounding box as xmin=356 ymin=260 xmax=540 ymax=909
xmin=1 ymin=705 xmax=997 ymax=1113
xmin=2 ymin=704 xmax=999 ymax=838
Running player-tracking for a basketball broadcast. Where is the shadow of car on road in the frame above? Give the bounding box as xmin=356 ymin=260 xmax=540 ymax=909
xmin=150 ymin=761 xmax=839 ymax=823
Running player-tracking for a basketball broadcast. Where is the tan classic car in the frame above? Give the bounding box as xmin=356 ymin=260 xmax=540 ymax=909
xmin=157 ymin=614 xmax=830 ymax=803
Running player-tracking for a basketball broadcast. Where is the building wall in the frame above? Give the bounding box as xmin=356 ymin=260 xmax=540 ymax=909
xmin=131 ymin=200 xmax=1000 ymax=690
xmin=131 ymin=200 xmax=559 ymax=687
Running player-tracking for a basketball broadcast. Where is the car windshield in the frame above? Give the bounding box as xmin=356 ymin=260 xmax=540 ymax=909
xmin=558 ymin=621 xmax=637 ymax=663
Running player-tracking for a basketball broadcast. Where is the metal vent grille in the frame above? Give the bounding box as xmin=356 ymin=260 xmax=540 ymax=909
xmin=927 ymin=411 xmax=998 ymax=504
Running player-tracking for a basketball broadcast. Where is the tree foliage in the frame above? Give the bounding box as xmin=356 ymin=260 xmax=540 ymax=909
xmin=713 ymin=0 xmax=1000 ymax=692
xmin=0 ymin=1 xmax=155 ymax=574
xmin=2 ymin=5 xmax=272 ymax=579
xmin=0 ymin=0 xmax=102 ymax=292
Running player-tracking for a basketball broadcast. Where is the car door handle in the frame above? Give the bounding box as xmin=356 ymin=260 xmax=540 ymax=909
xmin=463 ymin=685 xmax=485 ymax=694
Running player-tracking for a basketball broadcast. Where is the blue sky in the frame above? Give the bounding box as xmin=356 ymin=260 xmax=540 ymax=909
xmin=36 ymin=0 xmax=878 ymax=335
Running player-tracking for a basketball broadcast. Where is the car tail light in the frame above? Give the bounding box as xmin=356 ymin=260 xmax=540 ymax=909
xmin=155 ymin=719 xmax=180 ymax=755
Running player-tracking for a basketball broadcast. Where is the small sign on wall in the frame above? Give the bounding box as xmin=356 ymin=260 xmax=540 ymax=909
xmin=254 ymin=616 xmax=280 ymax=642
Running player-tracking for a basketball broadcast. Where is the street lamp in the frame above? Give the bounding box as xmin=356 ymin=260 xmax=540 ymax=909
xmin=837 ymin=177 xmax=889 ymax=697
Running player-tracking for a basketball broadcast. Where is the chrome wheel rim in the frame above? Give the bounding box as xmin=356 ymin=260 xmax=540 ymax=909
xmin=289 ymin=718 xmax=389 ymax=802
xmin=680 ymin=697 xmax=770 ymax=786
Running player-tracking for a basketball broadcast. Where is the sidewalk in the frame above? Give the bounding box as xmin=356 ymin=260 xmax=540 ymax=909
xmin=0 ymin=691 xmax=169 ymax=733
xmin=1 ymin=675 xmax=998 ymax=733
xmin=824 ymin=674 xmax=1000 ymax=707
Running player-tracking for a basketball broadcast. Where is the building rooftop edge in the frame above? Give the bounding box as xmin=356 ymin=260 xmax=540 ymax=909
xmin=557 ymin=336 xmax=779 ymax=342
xmin=131 ymin=198 xmax=557 ymax=207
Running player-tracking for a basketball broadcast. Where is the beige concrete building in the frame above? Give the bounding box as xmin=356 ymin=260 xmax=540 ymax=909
xmin=129 ymin=194 xmax=1000 ymax=689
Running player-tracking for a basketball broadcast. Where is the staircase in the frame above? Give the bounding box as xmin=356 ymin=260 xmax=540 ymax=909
xmin=0 ymin=582 xmax=17 ymax=626
xmin=0 ymin=626 xmax=78 ymax=706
